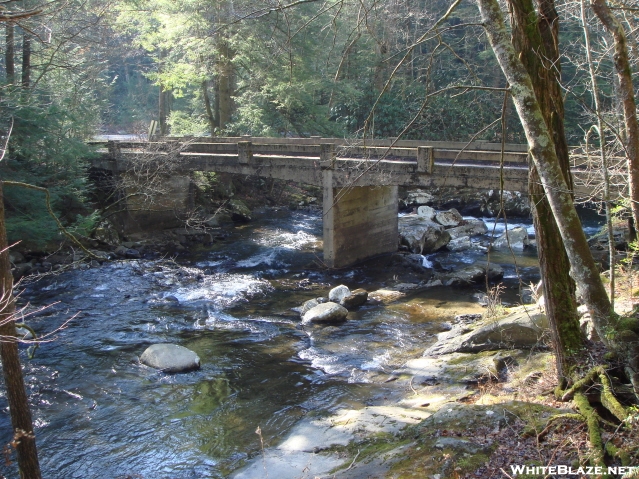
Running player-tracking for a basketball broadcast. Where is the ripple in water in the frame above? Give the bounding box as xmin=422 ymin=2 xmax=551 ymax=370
xmin=167 ymin=273 xmax=272 ymax=308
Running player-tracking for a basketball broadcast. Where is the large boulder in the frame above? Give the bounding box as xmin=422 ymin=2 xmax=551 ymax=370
xmin=492 ymin=226 xmax=530 ymax=250
xmin=398 ymin=216 xmax=450 ymax=254
xmin=434 ymin=208 xmax=463 ymax=227
xmin=93 ymin=220 xmax=120 ymax=246
xmin=446 ymin=220 xmax=488 ymax=239
xmin=446 ymin=236 xmax=472 ymax=252
xmin=437 ymin=264 xmax=504 ymax=285
xmin=424 ymin=308 xmax=549 ymax=355
xmin=404 ymin=189 xmax=434 ymax=208
xmin=302 ymin=302 xmax=348 ymax=324
xmin=140 ymin=344 xmax=201 ymax=373
xmin=228 ymin=199 xmax=252 ymax=222
xmin=417 ymin=205 xmax=436 ymax=221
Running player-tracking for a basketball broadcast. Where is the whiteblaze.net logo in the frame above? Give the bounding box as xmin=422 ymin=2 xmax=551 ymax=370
xmin=509 ymin=465 xmax=639 ymax=477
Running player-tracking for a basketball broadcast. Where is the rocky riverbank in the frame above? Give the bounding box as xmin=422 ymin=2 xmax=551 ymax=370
xmin=229 ymin=297 xmax=578 ymax=479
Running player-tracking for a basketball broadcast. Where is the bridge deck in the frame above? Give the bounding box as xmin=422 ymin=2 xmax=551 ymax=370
xmin=90 ymin=137 xmax=608 ymax=199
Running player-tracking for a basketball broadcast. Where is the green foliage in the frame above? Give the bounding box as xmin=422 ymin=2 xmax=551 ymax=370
xmin=0 ymin=0 xmax=124 ymax=249
xmin=167 ymin=110 xmax=209 ymax=136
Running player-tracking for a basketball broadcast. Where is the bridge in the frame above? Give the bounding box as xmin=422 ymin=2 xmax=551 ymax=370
xmin=91 ymin=136 xmax=598 ymax=268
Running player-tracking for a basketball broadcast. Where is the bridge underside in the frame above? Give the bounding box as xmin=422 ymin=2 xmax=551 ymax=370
xmin=93 ymin=139 xmax=536 ymax=268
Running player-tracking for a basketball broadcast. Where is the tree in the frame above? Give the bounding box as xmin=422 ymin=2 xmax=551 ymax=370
xmin=506 ymin=0 xmax=584 ymax=380
xmin=591 ymin=0 xmax=639 ymax=238
xmin=475 ymin=0 xmax=617 ymax=350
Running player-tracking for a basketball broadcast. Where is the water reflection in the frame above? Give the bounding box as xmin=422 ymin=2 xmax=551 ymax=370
xmin=1 ymin=208 xmax=540 ymax=478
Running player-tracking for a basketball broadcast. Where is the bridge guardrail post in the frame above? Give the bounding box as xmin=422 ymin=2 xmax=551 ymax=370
xmin=107 ymin=141 xmax=120 ymax=158
xmin=320 ymin=143 xmax=336 ymax=170
xmin=417 ymin=146 xmax=434 ymax=174
xmin=238 ymin=141 xmax=253 ymax=164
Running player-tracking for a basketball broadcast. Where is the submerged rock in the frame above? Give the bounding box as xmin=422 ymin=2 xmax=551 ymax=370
xmin=302 ymin=302 xmax=348 ymax=324
xmin=140 ymin=344 xmax=201 ymax=373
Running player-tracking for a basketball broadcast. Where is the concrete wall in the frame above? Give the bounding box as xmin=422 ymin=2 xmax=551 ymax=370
xmin=323 ymin=175 xmax=398 ymax=268
xmin=120 ymin=173 xmax=193 ymax=233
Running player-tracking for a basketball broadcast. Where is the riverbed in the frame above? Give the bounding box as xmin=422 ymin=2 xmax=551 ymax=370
xmin=1 ymin=207 xmax=542 ymax=478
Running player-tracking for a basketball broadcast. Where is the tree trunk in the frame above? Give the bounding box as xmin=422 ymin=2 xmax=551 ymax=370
xmin=581 ymin=0 xmax=616 ymax=310
xmin=507 ymin=0 xmax=583 ymax=379
xmin=0 ymin=181 xmax=41 ymax=478
xmin=21 ymin=31 xmax=30 ymax=89
xmin=202 ymin=80 xmax=217 ymax=137
xmin=591 ymin=0 xmax=639 ymax=243
xmin=216 ymin=39 xmax=233 ymax=130
xmin=6 ymin=23 xmax=15 ymax=85
xmin=158 ymin=87 xmax=170 ymax=136
xmin=476 ymin=0 xmax=616 ymax=344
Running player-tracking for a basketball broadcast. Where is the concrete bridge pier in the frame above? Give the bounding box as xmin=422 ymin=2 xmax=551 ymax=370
xmin=321 ymin=146 xmax=399 ymax=268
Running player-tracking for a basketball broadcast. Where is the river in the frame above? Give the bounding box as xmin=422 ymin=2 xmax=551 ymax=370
xmin=0 ymin=207 xmax=548 ymax=478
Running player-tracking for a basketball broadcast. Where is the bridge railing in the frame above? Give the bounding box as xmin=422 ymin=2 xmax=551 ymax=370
xmin=89 ymin=136 xmax=531 ymax=168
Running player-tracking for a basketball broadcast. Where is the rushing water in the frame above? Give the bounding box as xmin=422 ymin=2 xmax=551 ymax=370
xmin=0 ymin=208 xmax=543 ymax=478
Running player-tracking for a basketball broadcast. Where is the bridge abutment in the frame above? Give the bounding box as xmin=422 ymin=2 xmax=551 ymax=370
xmin=323 ymin=169 xmax=398 ymax=268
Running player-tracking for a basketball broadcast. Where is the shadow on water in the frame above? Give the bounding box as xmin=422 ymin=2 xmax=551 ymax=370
xmin=0 ymin=208 xmax=545 ymax=478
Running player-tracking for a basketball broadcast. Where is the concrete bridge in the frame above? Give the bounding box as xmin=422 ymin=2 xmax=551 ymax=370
xmin=91 ymin=136 xmax=595 ymax=268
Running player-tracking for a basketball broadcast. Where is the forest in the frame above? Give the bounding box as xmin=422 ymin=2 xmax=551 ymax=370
xmin=0 ymin=0 xmax=639 ymax=477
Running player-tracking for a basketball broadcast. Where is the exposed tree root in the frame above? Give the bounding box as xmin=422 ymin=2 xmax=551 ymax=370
xmin=573 ymin=391 xmax=606 ymax=469
xmin=561 ymin=366 xmax=630 ymax=422
xmin=555 ymin=365 xmax=636 ymax=471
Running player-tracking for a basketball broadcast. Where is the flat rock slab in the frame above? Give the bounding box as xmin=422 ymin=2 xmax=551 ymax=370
xmin=329 ymin=406 xmax=431 ymax=435
xmin=140 ymin=344 xmax=200 ymax=373
xmin=278 ymin=405 xmax=430 ymax=455
xmin=424 ymin=307 xmax=548 ymax=355
xmin=277 ymin=417 xmax=354 ymax=452
xmin=229 ymin=450 xmax=344 ymax=479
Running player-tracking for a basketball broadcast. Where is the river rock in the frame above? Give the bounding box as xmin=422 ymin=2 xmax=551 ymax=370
xmin=302 ymin=302 xmax=348 ymax=324
xmin=328 ymin=284 xmax=351 ymax=303
xmin=492 ymin=226 xmax=530 ymax=250
xmin=394 ymin=253 xmax=433 ymax=274
xmin=340 ymin=289 xmax=368 ymax=309
xmin=417 ymin=205 xmax=436 ymax=220
xmin=140 ymin=344 xmax=201 ymax=373
xmin=438 ymin=264 xmax=504 ymax=285
xmin=12 ymin=263 xmax=32 ymax=280
xmin=398 ymin=216 xmax=450 ymax=254
xmin=228 ymin=199 xmax=252 ymax=222
xmin=446 ymin=219 xmax=488 ymax=239
xmin=9 ymin=251 xmax=25 ymax=264
xmin=424 ymin=307 xmax=549 ymax=355
xmin=446 ymin=236 xmax=472 ymax=252
xmin=404 ymin=189 xmax=434 ymax=207
xmin=93 ymin=220 xmax=120 ymax=246
xmin=435 ymin=208 xmax=463 ymax=227
xmin=299 ymin=298 xmax=320 ymax=316
xmin=431 ymin=187 xmax=530 ymax=217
